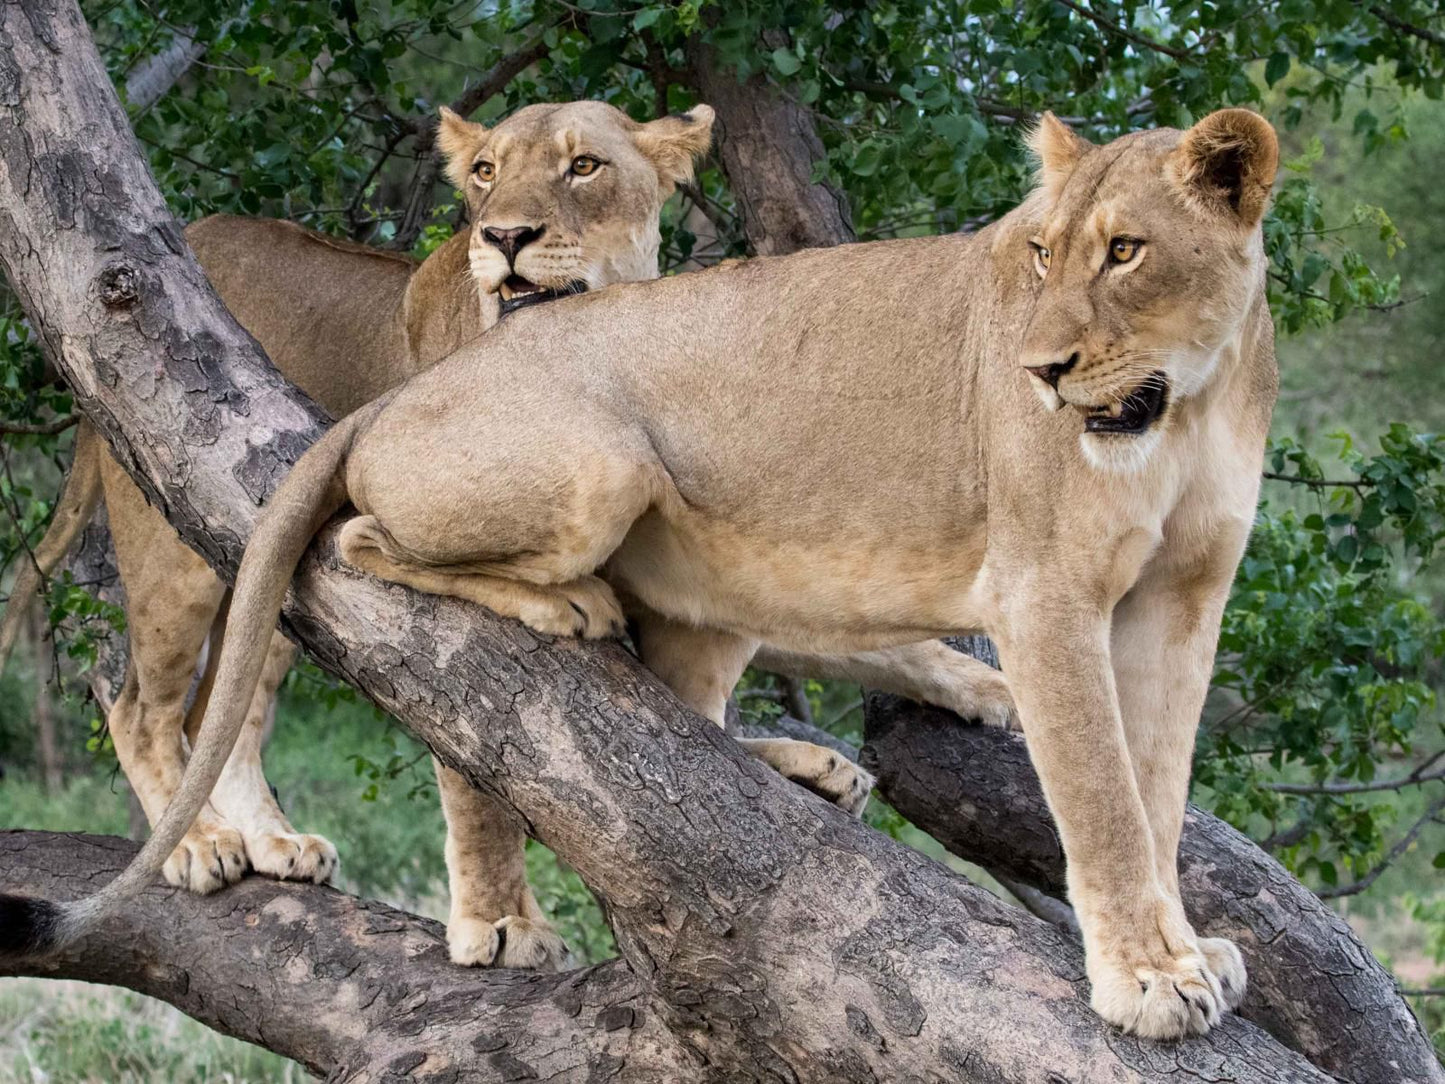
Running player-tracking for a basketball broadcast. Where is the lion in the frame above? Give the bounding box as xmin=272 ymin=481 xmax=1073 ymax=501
xmin=3 ymin=105 xmax=1280 ymax=1038
xmin=1 ymin=100 xmax=1015 ymax=972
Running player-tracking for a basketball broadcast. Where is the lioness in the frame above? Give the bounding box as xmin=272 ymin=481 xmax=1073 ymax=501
xmin=2 ymin=100 xmax=1015 ymax=970
xmin=6 ymin=106 xmax=1279 ymax=1037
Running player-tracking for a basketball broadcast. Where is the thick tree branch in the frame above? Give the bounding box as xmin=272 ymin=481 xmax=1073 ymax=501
xmin=862 ymin=692 xmax=1445 ymax=1084
xmin=0 ymin=3 xmax=1335 ymax=1079
xmin=1 ymin=831 xmax=695 ymax=1082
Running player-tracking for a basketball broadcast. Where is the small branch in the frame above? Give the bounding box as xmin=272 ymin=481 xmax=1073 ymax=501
xmin=1317 ymin=793 xmax=1445 ymax=900
xmin=0 ymin=413 xmax=78 ymax=436
xmin=1262 ymin=471 xmax=1370 ymax=490
xmin=1370 ymin=4 xmax=1445 ymax=47
xmin=1053 ymin=0 xmax=1192 ymax=60
xmin=1263 ymin=755 xmax=1445 ymax=795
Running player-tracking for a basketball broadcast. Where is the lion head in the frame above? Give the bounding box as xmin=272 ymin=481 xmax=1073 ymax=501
xmin=1016 ymin=108 xmax=1278 ymax=454
xmin=436 ymin=100 xmax=714 ymax=321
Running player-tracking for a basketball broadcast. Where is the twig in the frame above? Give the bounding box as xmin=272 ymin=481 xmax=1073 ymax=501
xmin=1263 ymin=752 xmax=1445 ymax=795
xmin=0 ymin=413 xmax=79 ymax=436
xmin=1262 ymin=471 xmax=1370 ymax=490
xmin=1370 ymin=4 xmax=1445 ymax=47
xmin=1317 ymin=793 xmax=1445 ymax=899
xmin=1053 ymin=0 xmax=1192 ymax=60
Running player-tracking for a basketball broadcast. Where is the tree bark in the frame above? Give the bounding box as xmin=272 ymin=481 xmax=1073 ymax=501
xmin=2 ymin=830 xmax=696 ymax=1083
xmin=864 ymin=692 xmax=1445 ymax=1084
xmin=0 ymin=2 xmax=1387 ymax=1080
xmin=683 ymin=37 xmax=854 ymax=255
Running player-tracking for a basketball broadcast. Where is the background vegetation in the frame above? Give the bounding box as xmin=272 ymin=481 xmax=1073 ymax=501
xmin=2 ymin=0 xmax=1443 ymax=1078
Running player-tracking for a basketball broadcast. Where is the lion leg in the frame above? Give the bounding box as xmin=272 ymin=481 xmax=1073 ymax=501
xmin=339 ymin=516 xmax=625 ymax=640
xmin=436 ymin=762 xmax=568 ymax=971
xmin=750 ymin=639 xmax=1017 ymax=730
xmin=1112 ymin=562 xmax=1248 ymax=1013
xmin=998 ymin=599 xmax=1227 ymax=1040
xmin=102 ymin=453 xmax=245 ymax=894
xmin=633 ymin=608 xmax=874 ymax=816
xmin=192 ymin=626 xmax=339 ymax=885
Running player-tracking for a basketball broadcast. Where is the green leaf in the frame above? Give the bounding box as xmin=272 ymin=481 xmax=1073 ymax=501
xmin=1265 ymin=52 xmax=1291 ymax=88
xmin=771 ymin=48 xmax=801 ymax=77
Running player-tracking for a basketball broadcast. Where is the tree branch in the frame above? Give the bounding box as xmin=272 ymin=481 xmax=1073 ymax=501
xmin=1053 ymin=0 xmax=1193 ymax=60
xmin=1370 ymin=4 xmax=1445 ymax=48
xmin=0 ymin=413 xmax=78 ymax=436
xmin=0 ymin=4 xmax=1333 ymax=1079
xmin=862 ymin=691 xmax=1445 ymax=1084
xmin=1316 ymin=792 xmax=1445 ymax=900
xmin=1 ymin=830 xmax=695 ymax=1082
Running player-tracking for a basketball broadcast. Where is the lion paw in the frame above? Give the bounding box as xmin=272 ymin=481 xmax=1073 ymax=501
xmin=448 ymin=914 xmax=571 ymax=971
xmin=163 ymin=819 xmax=248 ymax=894
xmin=941 ymin=668 xmax=1019 ymax=730
xmin=743 ymin=739 xmax=875 ymax=817
xmin=1089 ymin=936 xmax=1229 ymax=1039
xmin=245 ymin=831 xmax=339 ymax=885
xmin=1200 ymin=936 xmax=1248 ymax=1010
xmin=518 ymin=576 xmax=625 ymax=640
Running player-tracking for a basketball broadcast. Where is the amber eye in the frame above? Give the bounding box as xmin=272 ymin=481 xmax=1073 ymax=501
xmin=1030 ymin=241 xmax=1051 ymax=276
xmin=570 ymin=155 xmax=601 ymax=177
xmin=1109 ymin=237 xmax=1141 ymax=265
xmin=472 ymin=161 xmax=496 ymax=184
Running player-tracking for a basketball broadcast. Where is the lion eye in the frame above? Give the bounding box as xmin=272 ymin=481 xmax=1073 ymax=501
xmin=1109 ymin=238 xmax=1140 ymax=265
xmin=1030 ymin=241 xmax=1051 ymax=277
xmin=570 ymin=155 xmax=601 ymax=177
xmin=472 ymin=161 xmax=496 ymax=184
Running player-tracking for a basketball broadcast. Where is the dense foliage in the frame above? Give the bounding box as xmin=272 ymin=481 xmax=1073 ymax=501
xmin=2 ymin=0 xmax=1443 ymax=1050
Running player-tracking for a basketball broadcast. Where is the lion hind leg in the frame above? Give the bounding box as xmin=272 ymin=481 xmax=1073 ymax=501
xmin=339 ymin=515 xmax=624 ymax=639
xmin=437 ymin=761 xmax=570 ymax=971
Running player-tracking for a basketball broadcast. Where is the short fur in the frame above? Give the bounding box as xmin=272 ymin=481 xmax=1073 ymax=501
xmin=0 ymin=100 xmax=1016 ymax=972
xmin=11 ymin=108 xmax=1277 ymax=1037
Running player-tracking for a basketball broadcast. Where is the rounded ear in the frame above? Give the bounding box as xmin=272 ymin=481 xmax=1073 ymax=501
xmin=437 ymin=105 xmax=490 ymax=191
xmin=1172 ymin=108 xmax=1279 ymax=227
xmin=633 ymin=104 xmax=715 ymax=193
xmin=1024 ymin=111 xmax=1093 ymax=200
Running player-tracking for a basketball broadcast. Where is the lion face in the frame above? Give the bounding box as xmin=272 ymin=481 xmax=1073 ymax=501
xmin=436 ymin=101 xmax=713 ymax=318
xmin=1017 ymin=110 xmax=1278 ymax=450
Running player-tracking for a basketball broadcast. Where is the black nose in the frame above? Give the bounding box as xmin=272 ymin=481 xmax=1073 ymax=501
xmin=482 ymin=224 xmax=544 ymax=265
xmin=1025 ymin=352 xmax=1079 ymax=389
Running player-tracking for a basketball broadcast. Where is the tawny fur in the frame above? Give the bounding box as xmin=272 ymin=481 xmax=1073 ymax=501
xmin=151 ymin=108 xmax=1276 ymax=1039
xmin=2 ymin=100 xmax=1009 ymax=973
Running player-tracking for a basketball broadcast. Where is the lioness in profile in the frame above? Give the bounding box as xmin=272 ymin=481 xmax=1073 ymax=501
xmin=7 ymin=105 xmax=1279 ymax=1038
xmin=3 ymin=100 xmax=1017 ymax=971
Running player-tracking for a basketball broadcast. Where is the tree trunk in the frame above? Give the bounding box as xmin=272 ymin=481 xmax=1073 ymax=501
xmin=683 ymin=38 xmax=854 ymax=255
xmin=864 ymin=691 xmax=1445 ymax=1084
xmin=0 ymin=2 xmax=1407 ymax=1080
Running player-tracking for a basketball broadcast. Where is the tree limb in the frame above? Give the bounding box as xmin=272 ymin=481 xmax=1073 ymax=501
xmin=862 ymin=692 xmax=1445 ymax=1084
xmin=0 ymin=412 xmax=79 ymax=435
xmin=0 ymin=3 xmax=1335 ymax=1079
xmin=1 ymin=830 xmax=696 ymax=1082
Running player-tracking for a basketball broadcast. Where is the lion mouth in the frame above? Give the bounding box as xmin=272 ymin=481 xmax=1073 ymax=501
xmin=497 ymin=275 xmax=588 ymax=318
xmin=1083 ymin=373 xmax=1169 ymax=435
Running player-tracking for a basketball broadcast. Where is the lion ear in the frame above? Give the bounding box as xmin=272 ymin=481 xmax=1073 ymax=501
xmin=1173 ymin=108 xmax=1278 ymax=227
xmin=634 ymin=104 xmax=715 ymax=192
xmin=1025 ymin=111 xmax=1092 ymax=200
xmin=437 ymin=106 xmax=490 ymax=191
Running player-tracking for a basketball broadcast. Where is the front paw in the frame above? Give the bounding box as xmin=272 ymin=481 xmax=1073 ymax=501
xmin=245 ymin=831 xmax=339 ymax=885
xmin=448 ymin=914 xmax=571 ymax=972
xmin=944 ymin=668 xmax=1019 ymax=730
xmin=1085 ymin=902 xmax=1234 ymax=1039
xmin=163 ymin=817 xmax=248 ymax=894
xmin=1200 ymin=936 xmax=1248 ymax=1010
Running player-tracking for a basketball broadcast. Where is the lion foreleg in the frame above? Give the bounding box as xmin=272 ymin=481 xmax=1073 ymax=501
xmin=998 ymin=603 xmax=1228 ymax=1040
xmin=1111 ymin=568 xmax=1246 ymax=1011
xmin=437 ymin=762 xmax=569 ymax=971
xmin=750 ymin=639 xmax=1017 ymax=729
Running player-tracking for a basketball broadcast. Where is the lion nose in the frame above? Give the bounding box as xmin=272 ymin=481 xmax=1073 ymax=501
xmin=482 ymin=224 xmax=545 ymax=265
xmin=1024 ymin=352 xmax=1079 ymax=389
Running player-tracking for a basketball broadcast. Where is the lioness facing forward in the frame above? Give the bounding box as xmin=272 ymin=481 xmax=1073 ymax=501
xmin=6 ymin=107 xmax=1278 ymax=1039
xmin=2 ymin=99 xmax=1015 ymax=970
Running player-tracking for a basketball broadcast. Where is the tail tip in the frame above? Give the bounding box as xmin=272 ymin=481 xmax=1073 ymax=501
xmin=0 ymin=894 xmax=66 ymax=956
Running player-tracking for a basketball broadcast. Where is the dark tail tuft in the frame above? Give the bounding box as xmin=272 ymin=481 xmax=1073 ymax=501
xmin=0 ymin=894 xmax=65 ymax=956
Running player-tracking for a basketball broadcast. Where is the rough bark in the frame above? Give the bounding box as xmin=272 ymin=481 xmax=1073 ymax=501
xmin=0 ymin=2 xmax=1377 ymax=1080
xmin=2 ymin=830 xmax=696 ymax=1083
xmin=683 ymin=37 xmax=854 ymax=255
xmin=864 ymin=692 xmax=1445 ymax=1084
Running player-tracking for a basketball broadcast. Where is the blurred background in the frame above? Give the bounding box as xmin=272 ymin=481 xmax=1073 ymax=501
xmin=1 ymin=1 xmax=1443 ymax=1078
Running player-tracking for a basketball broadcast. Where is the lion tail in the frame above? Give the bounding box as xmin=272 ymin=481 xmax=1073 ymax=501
xmin=0 ymin=423 xmax=103 ymax=677
xmin=0 ymin=412 xmax=361 ymax=956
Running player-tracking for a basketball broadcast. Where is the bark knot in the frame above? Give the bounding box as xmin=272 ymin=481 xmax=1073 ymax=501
xmin=96 ymin=263 xmax=139 ymax=308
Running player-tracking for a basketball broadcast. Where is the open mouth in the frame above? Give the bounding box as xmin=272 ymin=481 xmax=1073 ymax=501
xmin=497 ymin=275 xmax=588 ymax=318
xmin=1083 ymin=373 xmax=1170 ymax=435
